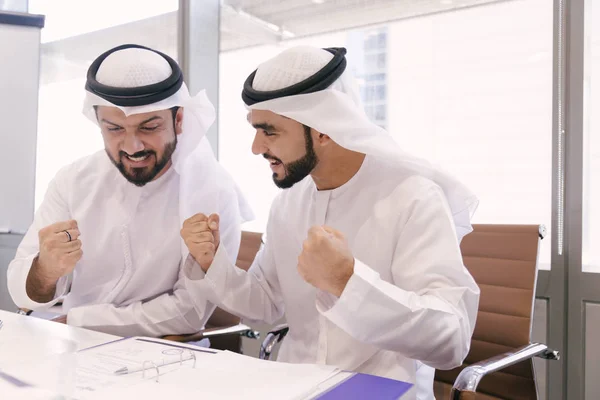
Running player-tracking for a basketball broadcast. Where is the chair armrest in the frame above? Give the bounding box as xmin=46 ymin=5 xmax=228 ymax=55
xmin=259 ymin=323 xmax=289 ymax=360
xmin=162 ymin=323 xmax=260 ymax=343
xmin=451 ymin=342 xmax=560 ymax=396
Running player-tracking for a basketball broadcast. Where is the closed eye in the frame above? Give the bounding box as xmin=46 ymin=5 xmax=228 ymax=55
xmin=100 ymin=119 xmax=124 ymax=132
xmin=263 ymin=130 xmax=276 ymax=137
xmin=140 ymin=126 xmax=159 ymax=132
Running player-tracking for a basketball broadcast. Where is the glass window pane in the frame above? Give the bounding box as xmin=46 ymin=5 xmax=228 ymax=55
xmin=365 ymin=73 xmax=386 ymax=82
xmin=374 ymin=104 xmax=387 ymax=121
xmin=378 ymin=32 xmax=387 ymax=48
xmin=376 ymin=85 xmax=386 ymax=101
xmin=393 ymin=0 xmax=553 ymax=268
xmin=582 ymin=0 xmax=600 ymax=272
xmin=28 ymin=0 xmax=178 ymax=208
xmin=377 ymin=53 xmax=386 ymax=69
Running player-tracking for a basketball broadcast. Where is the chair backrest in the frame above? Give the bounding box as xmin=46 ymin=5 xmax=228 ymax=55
xmin=434 ymin=224 xmax=544 ymax=400
xmin=205 ymin=231 xmax=263 ymax=351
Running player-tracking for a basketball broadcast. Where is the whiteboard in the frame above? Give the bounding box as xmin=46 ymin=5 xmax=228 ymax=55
xmin=0 ymin=13 xmax=43 ymax=233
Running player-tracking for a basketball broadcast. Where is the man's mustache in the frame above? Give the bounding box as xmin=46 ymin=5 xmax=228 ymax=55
xmin=263 ymin=154 xmax=282 ymax=163
xmin=120 ymin=150 xmax=155 ymax=159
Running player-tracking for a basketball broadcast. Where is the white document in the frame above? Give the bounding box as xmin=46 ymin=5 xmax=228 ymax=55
xmin=162 ymin=350 xmax=341 ymax=400
xmin=3 ymin=337 xmax=340 ymax=400
xmin=88 ymin=350 xmax=340 ymax=400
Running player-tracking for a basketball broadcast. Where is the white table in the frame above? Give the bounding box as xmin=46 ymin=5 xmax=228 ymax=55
xmin=0 ymin=309 xmax=353 ymax=399
xmin=0 ymin=309 xmax=118 ymax=367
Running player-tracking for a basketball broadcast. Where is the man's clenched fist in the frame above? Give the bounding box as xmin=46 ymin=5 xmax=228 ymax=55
xmin=181 ymin=213 xmax=220 ymax=272
xmin=36 ymin=220 xmax=82 ymax=283
xmin=297 ymin=226 xmax=354 ymax=297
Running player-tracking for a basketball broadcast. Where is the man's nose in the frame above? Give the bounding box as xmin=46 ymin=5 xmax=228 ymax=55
xmin=122 ymin=132 xmax=145 ymax=155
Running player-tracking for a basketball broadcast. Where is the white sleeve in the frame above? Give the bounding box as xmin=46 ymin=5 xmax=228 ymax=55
xmin=184 ymin=204 xmax=285 ymax=325
xmin=214 ymin=185 xmax=243 ymax=265
xmin=7 ymin=173 xmax=71 ymax=311
xmin=65 ymin=185 xmax=244 ymax=337
xmin=66 ymin=255 xmax=216 ymax=337
xmin=316 ymin=183 xmax=480 ymax=370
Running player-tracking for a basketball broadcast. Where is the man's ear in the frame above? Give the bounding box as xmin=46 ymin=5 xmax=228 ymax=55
xmin=314 ymin=129 xmax=332 ymax=146
xmin=175 ymin=107 xmax=184 ymax=135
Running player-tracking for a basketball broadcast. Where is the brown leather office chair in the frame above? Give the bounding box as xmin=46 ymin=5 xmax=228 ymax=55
xmin=434 ymin=224 xmax=559 ymax=399
xmin=162 ymin=231 xmax=264 ymax=352
xmin=260 ymin=224 xmax=559 ymax=399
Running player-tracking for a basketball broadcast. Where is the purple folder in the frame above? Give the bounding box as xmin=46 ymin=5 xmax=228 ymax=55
xmin=316 ymin=373 xmax=413 ymax=399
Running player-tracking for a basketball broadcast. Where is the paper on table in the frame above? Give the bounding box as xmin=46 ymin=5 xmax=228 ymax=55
xmin=151 ymin=350 xmax=341 ymax=400
xmin=90 ymin=350 xmax=340 ymax=400
xmin=88 ymin=355 xmax=340 ymax=400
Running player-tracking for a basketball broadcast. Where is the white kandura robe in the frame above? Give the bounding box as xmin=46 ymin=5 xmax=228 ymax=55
xmin=7 ymin=150 xmax=241 ymax=337
xmin=184 ymin=155 xmax=480 ymax=400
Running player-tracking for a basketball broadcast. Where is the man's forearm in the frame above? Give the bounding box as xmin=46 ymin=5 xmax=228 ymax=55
xmin=25 ymin=257 xmax=59 ymax=303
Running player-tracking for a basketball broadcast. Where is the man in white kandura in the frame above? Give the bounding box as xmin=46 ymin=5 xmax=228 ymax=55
xmin=180 ymin=46 xmax=480 ymax=399
xmin=7 ymin=44 xmax=253 ymax=337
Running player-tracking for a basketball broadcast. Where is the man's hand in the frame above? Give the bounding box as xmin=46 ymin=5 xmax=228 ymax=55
xmin=181 ymin=213 xmax=220 ymax=272
xmin=26 ymin=220 xmax=82 ymax=303
xmin=52 ymin=315 xmax=67 ymax=324
xmin=297 ymin=226 xmax=355 ymax=297
xmin=36 ymin=220 xmax=82 ymax=282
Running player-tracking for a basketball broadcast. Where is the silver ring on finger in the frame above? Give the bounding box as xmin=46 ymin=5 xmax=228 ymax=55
xmin=64 ymin=230 xmax=72 ymax=242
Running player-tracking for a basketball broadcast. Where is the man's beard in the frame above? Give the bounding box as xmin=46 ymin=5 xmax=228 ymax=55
xmin=265 ymin=127 xmax=318 ymax=189
xmin=107 ymin=136 xmax=177 ymax=187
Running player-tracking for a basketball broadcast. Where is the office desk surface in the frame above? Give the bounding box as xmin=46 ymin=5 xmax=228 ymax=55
xmin=0 ymin=309 xmax=118 ymax=367
xmin=0 ymin=310 xmax=406 ymax=399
